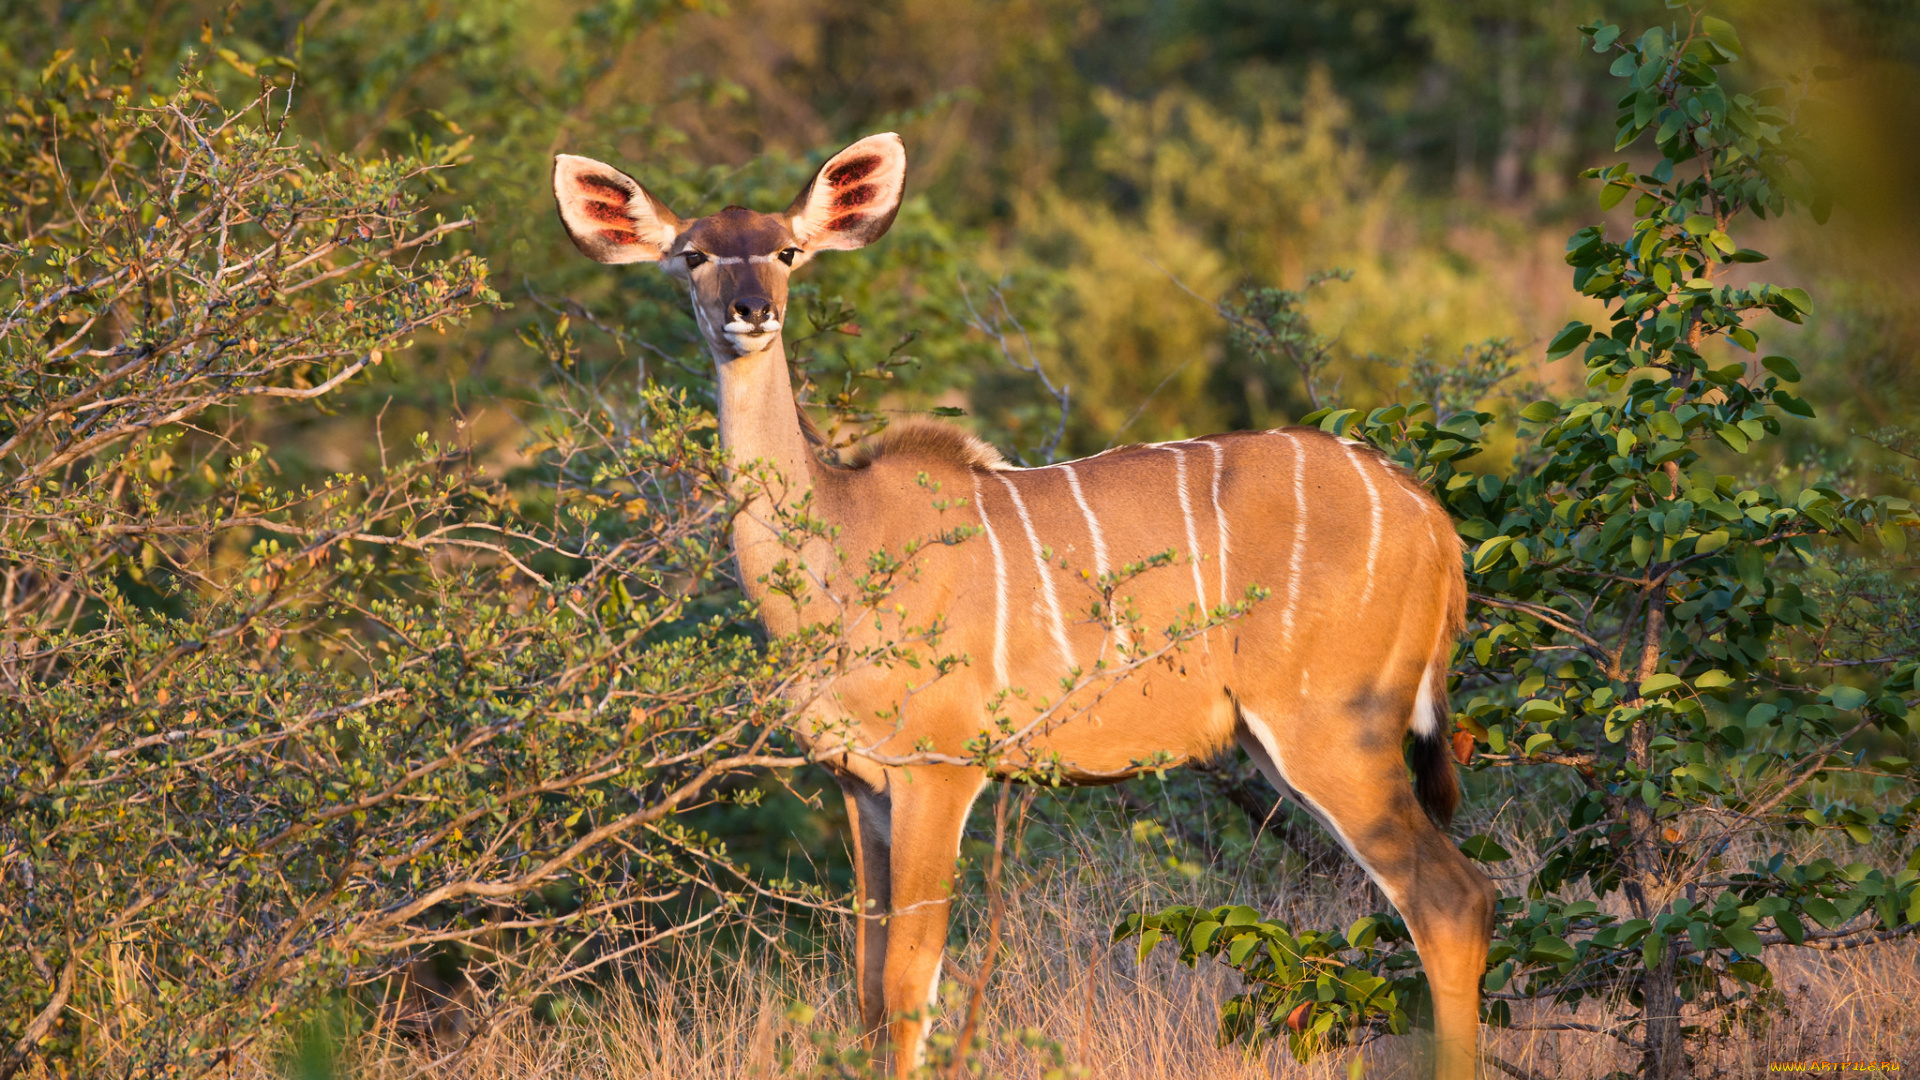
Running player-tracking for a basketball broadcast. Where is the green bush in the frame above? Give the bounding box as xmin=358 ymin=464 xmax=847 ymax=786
xmin=0 ymin=60 xmax=842 ymax=1075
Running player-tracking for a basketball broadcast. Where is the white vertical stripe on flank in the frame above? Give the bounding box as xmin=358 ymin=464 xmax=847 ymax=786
xmin=1204 ymin=440 xmax=1232 ymax=607
xmin=1279 ymin=433 xmax=1307 ymax=650
xmin=1062 ymin=465 xmax=1131 ymax=652
xmin=973 ymin=475 xmax=1010 ymax=689
xmin=1343 ymin=444 xmax=1383 ymax=614
xmin=1160 ymin=445 xmax=1211 ymax=622
xmin=1061 ymin=465 xmax=1111 ymax=575
xmin=997 ymin=474 xmax=1077 ymax=674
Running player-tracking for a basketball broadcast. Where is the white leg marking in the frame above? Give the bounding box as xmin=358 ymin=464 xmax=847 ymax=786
xmin=1062 ymin=465 xmax=1131 ymax=652
xmin=1204 ymin=440 xmax=1231 ymax=609
xmin=1343 ymin=445 xmax=1383 ymax=615
xmin=1279 ymin=434 xmax=1308 ymax=650
xmin=1238 ymin=708 xmax=1405 ymax=911
xmin=997 ymin=474 xmax=1076 ymax=674
xmin=973 ymin=475 xmax=1010 ymax=690
xmin=1160 ymin=445 xmax=1211 ymax=627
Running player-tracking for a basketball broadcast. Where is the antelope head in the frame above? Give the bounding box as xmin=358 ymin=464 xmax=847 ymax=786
xmin=552 ymin=133 xmax=908 ymax=360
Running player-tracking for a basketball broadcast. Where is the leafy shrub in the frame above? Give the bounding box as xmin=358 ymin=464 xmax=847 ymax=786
xmin=0 ymin=58 xmax=836 ymax=1076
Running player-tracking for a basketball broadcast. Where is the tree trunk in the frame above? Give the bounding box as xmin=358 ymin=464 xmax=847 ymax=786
xmin=1628 ymin=592 xmax=1688 ymax=1078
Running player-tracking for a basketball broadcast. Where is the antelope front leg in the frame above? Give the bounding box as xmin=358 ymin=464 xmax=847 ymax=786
xmin=877 ymin=765 xmax=986 ymax=1076
xmin=840 ymin=776 xmax=893 ymax=1040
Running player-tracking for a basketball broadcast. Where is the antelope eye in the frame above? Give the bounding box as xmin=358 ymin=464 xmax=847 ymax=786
xmin=683 ymin=250 xmax=708 ymax=268
xmin=778 ymin=247 xmax=799 ymax=266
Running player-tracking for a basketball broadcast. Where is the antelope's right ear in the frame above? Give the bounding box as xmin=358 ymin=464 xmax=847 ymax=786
xmin=552 ymin=154 xmax=684 ymax=264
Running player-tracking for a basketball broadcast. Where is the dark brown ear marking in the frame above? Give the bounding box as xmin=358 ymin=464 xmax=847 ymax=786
xmin=826 ymin=213 xmax=869 ymax=232
xmin=584 ymin=201 xmax=631 ymax=224
xmin=827 ymin=156 xmax=882 ymax=185
xmin=600 ymin=229 xmax=642 ymax=245
xmin=832 ymin=183 xmax=877 ymax=210
xmin=577 ymin=174 xmax=631 ymax=200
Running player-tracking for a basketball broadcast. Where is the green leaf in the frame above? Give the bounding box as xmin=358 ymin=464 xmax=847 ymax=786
xmin=1683 ymin=214 xmax=1716 ymax=236
xmin=1701 ymin=17 xmax=1742 ymax=62
xmin=1137 ymin=927 xmax=1162 ymax=962
xmin=1802 ymin=896 xmax=1842 ymax=929
xmin=1546 ymin=322 xmax=1592 ymax=359
xmin=1694 ymin=529 xmax=1730 ymax=556
xmin=1694 ymin=669 xmax=1733 ymax=689
xmin=1460 ymin=835 xmax=1513 ymax=863
xmin=1822 ymin=685 xmax=1868 ymax=711
xmin=928 ymin=406 xmax=966 ymax=417
xmin=1639 ymin=673 xmax=1685 ymax=697
xmin=1519 ymin=400 xmax=1560 ymax=423
xmin=1600 ymin=181 xmax=1633 ymax=210
xmin=1775 ymin=910 xmax=1806 ymax=945
xmin=1518 ymin=698 xmax=1565 ymax=723
xmin=1761 ymin=355 xmax=1801 ymax=382
xmin=1527 ymin=936 xmax=1576 ymax=964
xmin=1724 ymin=924 xmax=1766 ymax=957
xmin=1228 ymin=934 xmax=1261 ymax=966
xmin=1472 ymin=535 xmax=1517 ymax=572
xmin=1779 ymin=287 xmax=1813 ymax=315
xmin=1523 ymin=732 xmax=1557 ymax=757
xmin=1190 ymin=920 xmax=1222 ymax=952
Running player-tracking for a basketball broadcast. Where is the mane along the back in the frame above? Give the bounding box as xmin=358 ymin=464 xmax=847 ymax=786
xmin=846 ymin=420 xmax=1009 ymax=472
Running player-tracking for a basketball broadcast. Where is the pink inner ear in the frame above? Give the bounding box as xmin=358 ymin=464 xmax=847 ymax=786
xmin=827 ymin=156 xmax=882 ymax=185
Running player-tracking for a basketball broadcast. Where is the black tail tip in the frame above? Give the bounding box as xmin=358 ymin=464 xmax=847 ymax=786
xmin=1412 ymin=730 xmax=1461 ymax=827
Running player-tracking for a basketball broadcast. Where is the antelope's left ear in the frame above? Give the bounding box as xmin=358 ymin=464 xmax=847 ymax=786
xmin=786 ymin=133 xmax=907 ymax=252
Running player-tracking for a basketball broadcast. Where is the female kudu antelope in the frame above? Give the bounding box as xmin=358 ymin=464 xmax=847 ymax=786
xmin=553 ymin=134 xmax=1495 ymax=1079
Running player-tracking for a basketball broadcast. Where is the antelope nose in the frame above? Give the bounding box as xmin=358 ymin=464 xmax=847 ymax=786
xmin=733 ymin=297 xmax=773 ymax=324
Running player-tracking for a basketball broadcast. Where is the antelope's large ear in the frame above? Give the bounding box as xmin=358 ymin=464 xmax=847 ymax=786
xmin=786 ymin=133 xmax=906 ymax=252
xmin=553 ymin=154 xmax=684 ymax=263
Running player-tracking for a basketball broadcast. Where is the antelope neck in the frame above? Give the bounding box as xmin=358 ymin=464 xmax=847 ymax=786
xmin=711 ymin=335 xmax=828 ymax=628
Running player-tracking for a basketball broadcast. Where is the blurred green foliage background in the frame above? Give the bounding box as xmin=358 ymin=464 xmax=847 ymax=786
xmin=5 ymin=0 xmax=1915 ymax=941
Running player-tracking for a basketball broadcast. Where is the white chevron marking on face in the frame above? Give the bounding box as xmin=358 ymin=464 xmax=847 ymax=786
xmin=1344 ymin=444 xmax=1383 ymax=614
xmin=1204 ymin=440 xmax=1231 ymax=609
xmin=973 ymin=475 xmax=1010 ymax=690
xmin=1061 ymin=465 xmax=1131 ymax=652
xmin=1160 ymin=445 xmax=1211 ymax=634
xmin=997 ymin=474 xmax=1076 ymax=675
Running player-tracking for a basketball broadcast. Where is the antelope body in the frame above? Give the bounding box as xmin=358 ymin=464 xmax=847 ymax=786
xmin=554 ymin=134 xmax=1496 ymax=1080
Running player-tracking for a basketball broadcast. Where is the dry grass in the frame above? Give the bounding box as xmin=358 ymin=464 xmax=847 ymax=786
xmin=153 ymin=792 xmax=1920 ymax=1079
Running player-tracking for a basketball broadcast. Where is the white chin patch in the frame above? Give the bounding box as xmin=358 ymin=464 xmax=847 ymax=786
xmin=724 ymin=330 xmax=779 ymax=354
xmin=722 ymin=318 xmax=782 ymax=354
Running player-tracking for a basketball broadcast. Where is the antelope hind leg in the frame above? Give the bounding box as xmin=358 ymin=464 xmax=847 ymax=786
xmin=1237 ymin=707 xmax=1494 ymax=1080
